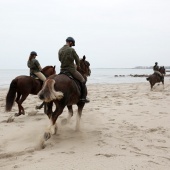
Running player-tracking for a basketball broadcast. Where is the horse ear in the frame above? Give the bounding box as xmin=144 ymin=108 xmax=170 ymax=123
xmin=53 ymin=65 xmax=56 ymax=70
xmin=83 ymin=55 xmax=86 ymax=60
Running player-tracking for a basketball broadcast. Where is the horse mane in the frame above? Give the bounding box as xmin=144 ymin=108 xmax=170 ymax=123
xmin=159 ymin=66 xmax=165 ymax=71
xmin=42 ymin=66 xmax=53 ymax=72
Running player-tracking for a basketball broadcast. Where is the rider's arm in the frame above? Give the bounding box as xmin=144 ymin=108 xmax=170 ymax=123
xmin=72 ymin=49 xmax=80 ymax=67
xmin=34 ymin=60 xmax=42 ymax=71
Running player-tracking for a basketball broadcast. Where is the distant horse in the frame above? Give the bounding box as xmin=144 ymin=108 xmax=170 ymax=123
xmin=146 ymin=66 xmax=166 ymax=89
xmin=38 ymin=56 xmax=91 ymax=142
xmin=5 ymin=66 xmax=56 ymax=116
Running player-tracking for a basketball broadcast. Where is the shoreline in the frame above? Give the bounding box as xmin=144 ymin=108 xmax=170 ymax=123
xmin=1 ymin=67 xmax=169 ymax=88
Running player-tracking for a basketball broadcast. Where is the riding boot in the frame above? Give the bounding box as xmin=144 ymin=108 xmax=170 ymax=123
xmin=80 ymin=82 xmax=90 ymax=103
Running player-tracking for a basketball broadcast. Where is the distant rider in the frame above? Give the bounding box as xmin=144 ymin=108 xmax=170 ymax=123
xmin=27 ymin=51 xmax=46 ymax=82
xmin=153 ymin=62 xmax=163 ymax=80
xmin=58 ymin=37 xmax=90 ymax=103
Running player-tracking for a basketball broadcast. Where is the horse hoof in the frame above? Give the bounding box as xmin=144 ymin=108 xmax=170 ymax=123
xmin=14 ymin=113 xmax=21 ymax=117
xmin=44 ymin=132 xmax=51 ymax=141
xmin=61 ymin=118 xmax=67 ymax=125
xmin=35 ymin=106 xmax=40 ymax=109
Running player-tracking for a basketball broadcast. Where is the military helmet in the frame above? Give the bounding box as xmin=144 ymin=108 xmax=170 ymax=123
xmin=66 ymin=37 xmax=75 ymax=46
xmin=30 ymin=51 xmax=37 ymax=56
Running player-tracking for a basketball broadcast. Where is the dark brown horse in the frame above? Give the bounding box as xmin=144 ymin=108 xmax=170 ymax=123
xmin=38 ymin=56 xmax=91 ymax=143
xmin=146 ymin=66 xmax=166 ymax=89
xmin=5 ymin=66 xmax=56 ymax=116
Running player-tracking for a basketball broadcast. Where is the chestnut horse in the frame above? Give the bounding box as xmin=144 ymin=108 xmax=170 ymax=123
xmin=146 ymin=66 xmax=166 ymax=89
xmin=38 ymin=56 xmax=91 ymax=142
xmin=5 ymin=66 xmax=56 ymax=116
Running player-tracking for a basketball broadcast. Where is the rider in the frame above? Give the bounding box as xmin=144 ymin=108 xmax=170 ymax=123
xmin=153 ymin=62 xmax=163 ymax=80
xmin=58 ymin=37 xmax=90 ymax=103
xmin=27 ymin=51 xmax=46 ymax=82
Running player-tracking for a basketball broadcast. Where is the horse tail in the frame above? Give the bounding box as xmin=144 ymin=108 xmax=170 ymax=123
xmin=38 ymin=79 xmax=63 ymax=102
xmin=5 ymin=79 xmax=17 ymax=112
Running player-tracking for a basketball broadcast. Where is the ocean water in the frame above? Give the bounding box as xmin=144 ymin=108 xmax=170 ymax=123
xmin=0 ymin=68 xmax=153 ymax=88
xmin=88 ymin=68 xmax=152 ymax=84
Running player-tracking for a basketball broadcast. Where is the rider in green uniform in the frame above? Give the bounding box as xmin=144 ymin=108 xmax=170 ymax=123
xmin=153 ymin=62 xmax=163 ymax=81
xmin=27 ymin=51 xmax=46 ymax=82
xmin=58 ymin=37 xmax=90 ymax=103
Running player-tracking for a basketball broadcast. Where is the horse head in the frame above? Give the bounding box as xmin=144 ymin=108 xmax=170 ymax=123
xmin=159 ymin=66 xmax=166 ymax=75
xmin=42 ymin=66 xmax=56 ymax=77
xmin=78 ymin=55 xmax=91 ymax=81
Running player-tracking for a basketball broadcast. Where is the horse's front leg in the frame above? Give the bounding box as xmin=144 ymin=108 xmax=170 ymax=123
xmin=76 ymin=102 xmax=85 ymax=131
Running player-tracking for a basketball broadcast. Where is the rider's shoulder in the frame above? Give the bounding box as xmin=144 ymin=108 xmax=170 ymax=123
xmin=31 ymin=58 xmax=37 ymax=61
xmin=67 ymin=46 xmax=76 ymax=52
xmin=31 ymin=58 xmax=39 ymax=65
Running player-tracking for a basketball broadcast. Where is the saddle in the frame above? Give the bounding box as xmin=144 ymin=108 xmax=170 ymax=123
xmin=59 ymin=71 xmax=81 ymax=89
xmin=59 ymin=71 xmax=74 ymax=79
xmin=59 ymin=71 xmax=89 ymax=103
xmin=30 ymin=71 xmax=46 ymax=80
xmin=30 ymin=73 xmax=39 ymax=80
xmin=153 ymin=72 xmax=164 ymax=81
xmin=29 ymin=73 xmax=43 ymax=86
xmin=29 ymin=73 xmax=44 ymax=86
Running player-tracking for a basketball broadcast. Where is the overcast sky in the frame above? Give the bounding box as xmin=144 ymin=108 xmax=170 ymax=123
xmin=0 ymin=0 xmax=170 ymax=69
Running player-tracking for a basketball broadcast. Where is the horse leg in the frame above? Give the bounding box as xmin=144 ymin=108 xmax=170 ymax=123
xmin=149 ymin=81 xmax=153 ymax=90
xmin=150 ymin=81 xmax=156 ymax=90
xmin=162 ymin=77 xmax=164 ymax=89
xmin=35 ymin=102 xmax=44 ymax=110
xmin=61 ymin=105 xmax=73 ymax=125
xmin=151 ymin=83 xmax=153 ymax=90
xmin=15 ymin=93 xmax=29 ymax=116
xmin=44 ymin=102 xmax=53 ymax=117
xmin=76 ymin=102 xmax=85 ymax=131
xmin=15 ymin=92 xmax=22 ymax=116
xmin=44 ymin=105 xmax=64 ymax=141
xmin=67 ymin=105 xmax=73 ymax=122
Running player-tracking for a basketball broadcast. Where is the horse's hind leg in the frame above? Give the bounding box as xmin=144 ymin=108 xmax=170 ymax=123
xmin=15 ymin=92 xmax=22 ymax=116
xmin=44 ymin=105 xmax=64 ymax=141
xmin=67 ymin=105 xmax=73 ymax=122
xmin=36 ymin=102 xmax=44 ymax=110
xmin=61 ymin=105 xmax=73 ymax=125
xmin=15 ymin=93 xmax=29 ymax=116
xmin=150 ymin=81 xmax=154 ymax=91
xmin=76 ymin=102 xmax=85 ymax=131
xmin=162 ymin=77 xmax=164 ymax=89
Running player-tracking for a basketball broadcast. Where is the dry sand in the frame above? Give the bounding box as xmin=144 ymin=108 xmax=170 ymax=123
xmin=0 ymin=81 xmax=170 ymax=170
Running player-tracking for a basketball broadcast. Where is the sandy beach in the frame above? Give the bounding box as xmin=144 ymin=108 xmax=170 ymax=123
xmin=0 ymin=81 xmax=170 ymax=170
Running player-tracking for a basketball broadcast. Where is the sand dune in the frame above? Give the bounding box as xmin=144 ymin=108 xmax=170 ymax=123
xmin=0 ymin=81 xmax=170 ymax=170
